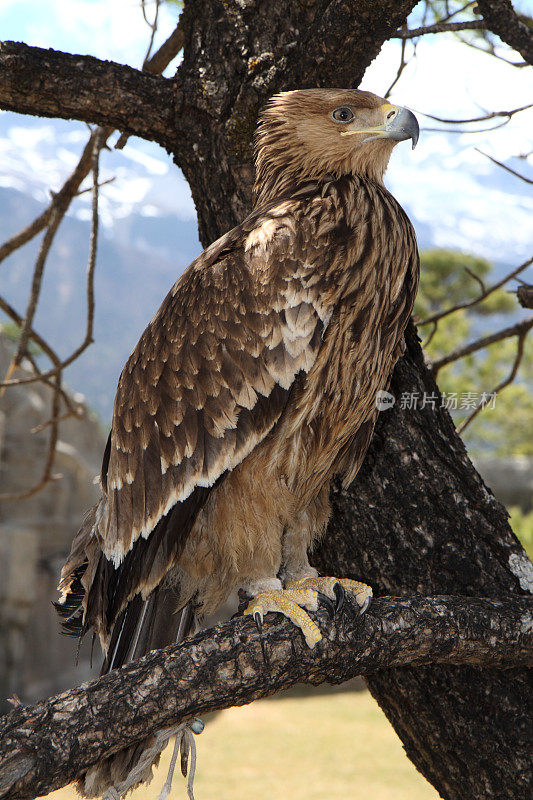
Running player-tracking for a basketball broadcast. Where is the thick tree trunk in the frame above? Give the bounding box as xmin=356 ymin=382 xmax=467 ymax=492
xmin=1 ymin=1 xmax=532 ymax=798
xmin=172 ymin=3 xmax=533 ymax=798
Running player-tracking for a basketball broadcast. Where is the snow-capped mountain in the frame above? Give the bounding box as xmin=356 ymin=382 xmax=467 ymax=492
xmin=0 ymin=111 xmax=531 ymax=421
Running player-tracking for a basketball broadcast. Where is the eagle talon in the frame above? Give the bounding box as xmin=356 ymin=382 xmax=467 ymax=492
xmin=317 ymin=592 xmax=336 ymax=617
xmin=253 ymin=609 xmax=263 ymax=633
xmin=285 ymin=576 xmax=372 ymax=618
xmin=333 ymin=582 xmax=345 ymax=613
xmin=359 ymin=595 xmax=371 ymax=615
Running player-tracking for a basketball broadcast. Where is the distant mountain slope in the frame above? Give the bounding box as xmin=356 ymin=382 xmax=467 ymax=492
xmin=0 ymin=186 xmax=201 ymax=420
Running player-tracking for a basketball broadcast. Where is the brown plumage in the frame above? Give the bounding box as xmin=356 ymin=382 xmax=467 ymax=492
xmin=57 ymin=88 xmax=419 ymax=796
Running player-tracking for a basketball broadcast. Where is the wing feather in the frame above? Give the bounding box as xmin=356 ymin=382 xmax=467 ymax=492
xmin=101 ymin=216 xmax=328 ymax=565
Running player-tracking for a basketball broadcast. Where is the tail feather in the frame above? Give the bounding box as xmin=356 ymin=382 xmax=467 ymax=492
xmin=103 ymin=586 xmax=194 ymax=673
xmin=80 ymin=588 xmax=196 ymax=798
xmin=56 ymin=471 xmax=217 ymax=798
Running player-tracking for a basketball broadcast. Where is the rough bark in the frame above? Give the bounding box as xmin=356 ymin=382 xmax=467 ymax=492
xmin=1 ymin=1 xmax=532 ymax=799
xmin=477 ymin=0 xmax=533 ymax=64
xmin=1 ymin=595 xmax=532 ymax=800
xmin=316 ymin=325 xmax=533 ymax=799
xmin=0 ymin=42 xmax=179 ymax=150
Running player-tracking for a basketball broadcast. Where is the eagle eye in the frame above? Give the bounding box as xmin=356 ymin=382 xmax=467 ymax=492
xmin=332 ymin=106 xmax=354 ymax=123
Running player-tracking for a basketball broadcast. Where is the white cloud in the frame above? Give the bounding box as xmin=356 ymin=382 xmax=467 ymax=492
xmin=3 ymin=0 xmax=178 ymax=67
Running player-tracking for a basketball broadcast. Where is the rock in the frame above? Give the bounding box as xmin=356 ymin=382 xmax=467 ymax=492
xmin=474 ymin=456 xmax=533 ymax=513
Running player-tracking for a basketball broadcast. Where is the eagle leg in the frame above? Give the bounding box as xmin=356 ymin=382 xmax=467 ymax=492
xmin=285 ymin=576 xmax=372 ymax=615
xmin=243 ymin=587 xmax=322 ymax=648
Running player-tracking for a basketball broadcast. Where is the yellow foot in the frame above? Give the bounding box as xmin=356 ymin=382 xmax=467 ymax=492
xmin=243 ymin=588 xmax=322 ymax=648
xmin=286 ymin=576 xmax=372 ymax=615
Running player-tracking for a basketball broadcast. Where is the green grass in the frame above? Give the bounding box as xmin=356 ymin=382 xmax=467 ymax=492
xmin=44 ymin=687 xmax=440 ymax=800
xmin=509 ymin=506 xmax=533 ymax=560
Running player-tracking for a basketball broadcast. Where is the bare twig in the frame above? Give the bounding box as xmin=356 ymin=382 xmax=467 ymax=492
xmin=3 ymin=207 xmax=63 ymax=383
xmin=422 ymin=118 xmax=515 ymax=134
xmin=418 ymin=256 xmax=533 ymax=327
xmin=464 ymin=265 xmax=486 ymax=296
xmin=394 ymin=19 xmax=486 ymax=39
xmin=0 ymin=130 xmax=100 ymax=266
xmin=384 ymin=36 xmax=408 ymax=99
xmin=75 ymin=176 xmax=115 ymax=197
xmin=0 ymin=296 xmax=61 ymax=366
xmin=422 ymin=319 xmax=438 ymax=349
xmin=418 ymin=103 xmax=532 ymax=125
xmin=141 ymin=0 xmax=161 ymax=66
xmin=0 ymin=18 xmax=186 ymax=392
xmin=1 ymin=131 xmax=103 ymax=390
xmin=30 ymin=410 xmax=78 ymax=435
xmin=24 ymin=351 xmax=83 ymax=420
xmin=421 ymin=120 xmax=514 ymax=135
xmin=456 ymin=33 xmax=528 ymax=67
xmin=430 ymin=316 xmax=533 ymax=375
xmin=0 ymin=132 xmax=104 ymax=500
xmin=475 ymin=147 xmax=533 ymax=185
xmin=144 ymin=17 xmax=185 ymax=75
xmin=439 ymin=1 xmax=477 ymax=25
xmin=456 ymin=327 xmax=529 ymax=434
xmin=0 ymin=371 xmax=63 ymax=501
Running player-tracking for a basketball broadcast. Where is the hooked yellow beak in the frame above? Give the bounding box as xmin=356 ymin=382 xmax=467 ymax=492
xmin=341 ymin=103 xmax=419 ymax=149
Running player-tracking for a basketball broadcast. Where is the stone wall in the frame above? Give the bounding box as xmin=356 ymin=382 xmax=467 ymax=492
xmin=0 ymin=334 xmax=106 ymax=714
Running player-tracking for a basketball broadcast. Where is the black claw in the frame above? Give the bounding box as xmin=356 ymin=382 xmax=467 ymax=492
xmin=317 ymin=592 xmax=335 ymax=618
xmin=359 ymin=595 xmax=372 ymax=615
xmin=252 ymin=611 xmax=270 ymax=667
xmin=254 ymin=610 xmax=263 ymax=634
xmin=333 ymin=582 xmax=345 ymax=614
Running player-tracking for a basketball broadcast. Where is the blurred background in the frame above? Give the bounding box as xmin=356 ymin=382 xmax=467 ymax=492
xmin=0 ymin=1 xmax=531 ymax=798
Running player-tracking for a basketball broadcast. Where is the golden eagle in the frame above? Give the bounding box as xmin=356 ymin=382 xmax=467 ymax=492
xmin=57 ymin=88 xmax=419 ymax=796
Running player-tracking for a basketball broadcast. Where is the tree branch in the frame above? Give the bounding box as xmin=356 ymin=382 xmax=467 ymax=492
xmin=144 ymin=15 xmax=185 ymax=75
xmin=393 ymin=20 xmax=487 ymax=39
xmin=430 ymin=316 xmax=533 ymax=375
xmin=0 ymin=42 xmax=179 ymax=149
xmin=417 ymin=255 xmax=533 ymax=327
xmin=456 ymin=326 xmax=529 ymax=434
xmin=419 ymin=103 xmax=532 ymax=125
xmin=475 ymin=147 xmax=533 ymax=184
xmin=1 ymin=595 xmax=532 ymax=800
xmin=476 ymin=0 xmax=533 ymax=65
xmin=517 ymin=283 xmax=533 ymax=309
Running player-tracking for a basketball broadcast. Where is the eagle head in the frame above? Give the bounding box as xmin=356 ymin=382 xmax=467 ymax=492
xmin=253 ymin=88 xmax=419 ymax=206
